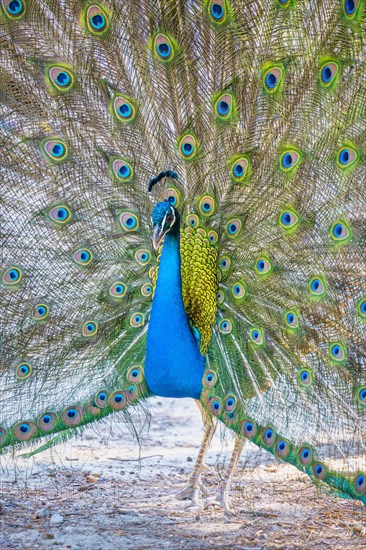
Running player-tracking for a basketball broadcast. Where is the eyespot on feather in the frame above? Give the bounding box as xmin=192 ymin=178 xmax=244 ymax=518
xmin=178 ymin=133 xmax=198 ymax=160
xmin=336 ymin=145 xmax=358 ymax=170
xmin=61 ymin=406 xmax=84 ymax=426
xmin=13 ymin=421 xmax=37 ymax=441
xmin=242 ymin=419 xmax=257 ymax=439
xmin=354 ymin=472 xmax=366 ymax=494
xmin=16 ymin=362 xmax=32 ymax=380
xmin=279 ymin=148 xmax=301 ymax=173
xmin=95 ymin=390 xmax=109 ymax=408
xmin=298 ymin=369 xmax=313 ymax=387
xmin=112 ymin=159 xmax=134 ymax=183
xmin=308 ymin=276 xmax=327 ymax=298
xmin=2 ymin=266 xmax=23 ymax=286
xmin=202 ymin=370 xmax=217 ymax=388
xmin=38 ymin=412 xmax=57 ymax=432
xmin=263 ymin=66 xmax=283 ymax=93
xmin=48 ymin=205 xmax=71 ymax=225
xmin=135 ymin=249 xmax=151 ymax=266
xmin=207 ymin=395 xmax=222 ymax=416
xmin=262 ymin=427 xmax=276 ymax=446
xmin=226 ymin=219 xmax=241 ymax=237
xmin=230 ymin=156 xmax=249 ymax=183
xmin=108 ymin=390 xmax=129 ymax=410
xmin=73 ymin=248 xmax=93 ymax=266
xmin=119 ymin=212 xmax=139 ymax=232
xmin=153 ymin=33 xmax=175 ymax=62
xmin=207 ymin=0 xmax=228 ymax=24
xmin=275 ymin=438 xmax=290 ymax=459
xmin=127 ymin=366 xmax=144 ymax=384
xmin=112 ymin=95 xmax=137 ymax=123
xmin=47 ymin=65 xmax=74 ymax=92
xmin=81 ymin=321 xmax=98 ymax=337
xmin=298 ymin=446 xmax=312 ymax=466
xmin=130 ymin=312 xmax=145 ymax=328
xmin=199 ymin=196 xmax=216 ymax=216
xmin=2 ymin=0 xmax=26 ymax=19
xmin=85 ymin=5 xmax=109 ymax=35
xmin=43 ymin=139 xmax=68 ymax=162
xmin=0 ymin=427 xmax=7 ymax=446
xmin=186 ymin=213 xmax=199 ymax=228
xmin=224 ymin=395 xmax=236 ymax=412
xmin=219 ymin=319 xmax=232 ymax=334
xmin=312 ymin=462 xmax=327 ymax=480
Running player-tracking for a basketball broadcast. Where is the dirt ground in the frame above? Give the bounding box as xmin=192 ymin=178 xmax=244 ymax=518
xmin=0 ymin=398 xmax=365 ymax=549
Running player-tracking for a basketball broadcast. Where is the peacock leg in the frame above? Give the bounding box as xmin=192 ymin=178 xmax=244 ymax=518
xmin=163 ymin=399 xmax=217 ymax=507
xmin=205 ymin=435 xmax=245 ymax=515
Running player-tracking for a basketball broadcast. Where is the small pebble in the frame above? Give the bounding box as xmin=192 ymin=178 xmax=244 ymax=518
xmin=187 ymin=456 xmax=193 ymax=462
xmin=50 ymin=513 xmax=64 ymax=526
xmin=37 ymin=506 xmax=50 ymax=518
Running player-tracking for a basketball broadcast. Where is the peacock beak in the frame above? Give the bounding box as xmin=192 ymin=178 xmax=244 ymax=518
xmin=152 ymin=224 xmax=165 ymax=250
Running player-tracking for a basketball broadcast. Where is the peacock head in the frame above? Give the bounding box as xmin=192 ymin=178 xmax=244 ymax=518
xmin=151 ymin=200 xmax=177 ymax=249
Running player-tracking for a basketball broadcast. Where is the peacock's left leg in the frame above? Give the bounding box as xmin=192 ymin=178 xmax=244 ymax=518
xmin=163 ymin=399 xmax=217 ymax=507
xmin=205 ymin=435 xmax=246 ymax=515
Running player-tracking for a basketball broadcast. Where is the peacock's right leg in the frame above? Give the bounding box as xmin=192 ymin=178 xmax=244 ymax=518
xmin=163 ymin=399 xmax=217 ymax=507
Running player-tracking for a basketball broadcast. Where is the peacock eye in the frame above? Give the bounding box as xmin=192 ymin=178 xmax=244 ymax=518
xmin=86 ymin=5 xmax=109 ymax=34
xmin=153 ymin=33 xmax=175 ymax=62
xmin=220 ymin=256 xmax=231 ymax=271
xmin=217 ymin=290 xmax=225 ymax=303
xmin=263 ymin=67 xmax=283 ymax=93
xmin=2 ymin=266 xmax=23 ymax=286
xmin=330 ymin=220 xmax=351 ymax=243
xmin=109 ymin=281 xmax=126 ymax=300
xmin=285 ymin=310 xmax=299 ymax=328
xmin=82 ymin=320 xmax=98 ymax=337
xmin=16 ymin=362 xmax=32 ymax=380
xmin=255 ymin=256 xmax=272 ymax=275
xmin=130 ymin=312 xmax=145 ymax=327
xmin=33 ymin=304 xmax=49 ymax=320
xmin=61 ymin=405 xmax=84 ymax=426
xmin=112 ymin=159 xmax=134 ymax=183
xmin=141 ymin=283 xmax=153 ymax=297
xmin=320 ymin=62 xmax=339 ymax=87
xmin=226 ymin=219 xmax=241 ymax=237
xmin=337 ymin=146 xmax=358 ymax=169
xmin=280 ymin=149 xmax=300 ymax=172
xmin=298 ymin=446 xmax=312 ymax=466
xmin=43 ymin=139 xmax=68 ymax=162
xmin=48 ymin=66 xmax=74 ymax=92
xmin=313 ymin=463 xmax=326 ymax=480
xmin=119 ymin=212 xmax=139 ymax=232
xmin=135 ymin=249 xmax=151 ymax=266
xmin=309 ymin=276 xmax=326 ymax=297
xmin=224 ymin=395 xmax=236 ymax=412
xmin=214 ymin=93 xmax=234 ymax=120
xmin=275 ymin=439 xmax=290 ymax=459
xmin=186 ymin=214 xmax=199 ymax=228
xmin=219 ymin=319 xmax=232 ymax=334
xmin=113 ymin=95 xmax=136 ymax=122
xmin=298 ymin=369 xmax=313 ymax=386
xmin=179 ymin=134 xmax=197 ymax=159
xmin=39 ymin=412 xmax=56 ymax=431
xmin=208 ymin=0 xmax=226 ymax=23
xmin=279 ymin=208 xmax=300 ymax=230
xmin=208 ymin=230 xmax=218 ymax=244
xmin=242 ymin=419 xmax=257 ymax=439
xmin=232 ymin=281 xmax=246 ymax=300
xmin=164 ymin=187 xmax=180 ymax=207
xmin=329 ymin=342 xmax=347 ymax=363
xmin=3 ymin=0 xmax=25 ymax=18
xmin=48 ymin=205 xmax=72 ymax=225
xmin=262 ymin=427 xmax=275 ymax=446
xmin=358 ymin=299 xmax=366 ymax=319
xmin=73 ymin=247 xmax=93 ymax=266
xmin=357 ymin=387 xmax=366 ymax=405
xmin=231 ymin=157 xmax=249 ymax=182
xmin=344 ymin=0 xmax=360 ymax=18
xmin=249 ymin=328 xmax=264 ymax=345
xmin=199 ymin=196 xmax=215 ymax=216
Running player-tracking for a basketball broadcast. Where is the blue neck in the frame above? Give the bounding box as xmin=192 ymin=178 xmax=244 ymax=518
xmin=145 ymin=220 xmax=205 ymax=399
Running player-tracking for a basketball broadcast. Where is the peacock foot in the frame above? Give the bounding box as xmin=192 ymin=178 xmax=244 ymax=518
xmin=162 ymin=480 xmax=210 ymax=508
xmin=204 ymin=491 xmax=237 ymax=516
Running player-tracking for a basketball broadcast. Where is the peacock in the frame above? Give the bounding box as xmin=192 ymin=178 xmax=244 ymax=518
xmin=1 ymin=0 xmax=366 ymax=515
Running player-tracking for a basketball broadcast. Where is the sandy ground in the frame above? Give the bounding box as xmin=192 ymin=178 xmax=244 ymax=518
xmin=0 ymin=397 xmax=365 ymax=549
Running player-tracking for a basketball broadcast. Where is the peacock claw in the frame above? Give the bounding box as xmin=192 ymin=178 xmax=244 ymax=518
xmin=204 ymin=492 xmax=237 ymax=516
xmin=163 ymin=480 xmax=210 ymax=507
